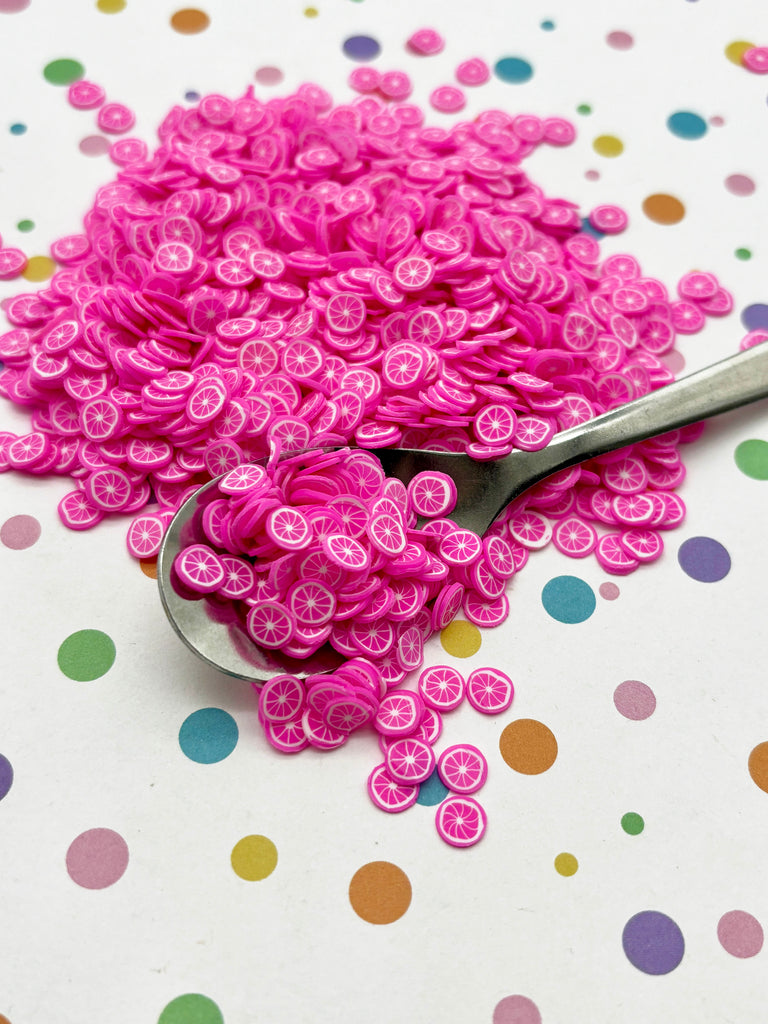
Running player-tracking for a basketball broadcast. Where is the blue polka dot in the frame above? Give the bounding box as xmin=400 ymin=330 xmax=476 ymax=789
xmin=667 ymin=111 xmax=707 ymax=139
xmin=342 ymin=35 xmax=381 ymax=61
xmin=540 ymin=19 xmax=555 ymax=30
xmin=541 ymin=575 xmax=596 ymax=623
xmin=741 ymin=303 xmax=768 ymax=331
xmin=9 ymin=123 xmax=27 ymax=136
xmin=494 ymin=57 xmax=534 ymax=83
xmin=184 ymin=90 xmax=200 ymax=102
xmin=0 ymin=754 xmax=13 ymax=801
xmin=416 ymin=767 xmax=450 ymax=806
xmin=179 ymin=708 xmax=239 ymax=764
xmin=677 ymin=536 xmax=731 ymax=582
xmin=581 ymin=216 xmax=605 ymax=239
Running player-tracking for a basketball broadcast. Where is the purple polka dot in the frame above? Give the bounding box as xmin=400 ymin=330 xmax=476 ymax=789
xmin=78 ymin=135 xmax=111 ymax=156
xmin=342 ymin=35 xmax=381 ymax=62
xmin=678 ymin=536 xmax=731 ymax=582
xmin=0 ymin=513 xmax=41 ymax=549
xmin=606 ymin=30 xmax=634 ymax=50
xmin=717 ymin=911 xmax=764 ymax=958
xmin=622 ymin=911 xmax=685 ymax=974
xmin=725 ymin=173 xmax=756 ymax=196
xmin=493 ymin=995 xmax=542 ymax=1024
xmin=613 ymin=679 xmax=656 ymax=720
xmin=0 ymin=754 xmax=13 ymax=801
xmin=741 ymin=303 xmax=768 ymax=331
xmin=66 ymin=828 xmax=129 ymax=889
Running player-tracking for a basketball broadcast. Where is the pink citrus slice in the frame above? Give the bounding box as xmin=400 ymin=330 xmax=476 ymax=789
xmin=367 ymin=763 xmax=419 ymax=813
xmin=437 ymin=744 xmax=488 ymax=795
xmin=466 ymin=667 xmax=514 ymax=714
xmin=435 ymin=796 xmax=487 ymax=847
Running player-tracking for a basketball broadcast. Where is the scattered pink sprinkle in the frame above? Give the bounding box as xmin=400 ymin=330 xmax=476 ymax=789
xmin=406 ymin=27 xmax=445 ymax=56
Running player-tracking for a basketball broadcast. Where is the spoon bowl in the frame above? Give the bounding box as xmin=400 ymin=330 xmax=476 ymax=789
xmin=158 ymin=342 xmax=768 ymax=682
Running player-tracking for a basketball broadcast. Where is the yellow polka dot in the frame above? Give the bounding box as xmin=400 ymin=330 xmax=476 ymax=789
xmin=96 ymin=0 xmax=126 ymax=11
xmin=304 ymin=5 xmax=318 ymax=15
xmin=554 ymin=852 xmax=578 ymax=876
xmin=440 ymin=619 xmax=482 ymax=657
xmin=21 ymin=255 xmax=55 ymax=282
xmin=725 ymin=40 xmax=755 ymax=65
xmin=231 ymin=834 xmax=277 ymax=880
xmin=593 ymin=135 xmax=623 ymax=157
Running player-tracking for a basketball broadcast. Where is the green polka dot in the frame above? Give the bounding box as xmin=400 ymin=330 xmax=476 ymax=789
xmin=57 ymin=629 xmax=116 ymax=681
xmin=16 ymin=219 xmax=34 ymax=232
xmin=577 ymin=103 xmax=592 ymax=115
xmin=735 ymin=247 xmax=752 ymax=260
xmin=621 ymin=812 xmax=645 ymax=835
xmin=43 ymin=58 xmax=85 ymax=86
xmin=735 ymin=439 xmax=768 ymax=480
xmin=158 ymin=994 xmax=224 ymax=1024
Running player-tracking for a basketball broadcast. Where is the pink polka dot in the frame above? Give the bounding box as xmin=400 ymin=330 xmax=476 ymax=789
xmin=661 ymin=348 xmax=686 ymax=375
xmin=78 ymin=135 xmax=111 ymax=156
xmin=613 ymin=679 xmax=656 ymax=720
xmin=0 ymin=514 xmax=41 ymax=549
xmin=717 ymin=911 xmax=764 ymax=958
xmin=599 ymin=581 xmax=620 ymax=600
xmin=725 ymin=174 xmax=756 ymax=196
xmin=0 ymin=0 xmax=30 ymax=11
xmin=606 ymin=30 xmax=634 ymax=50
xmin=709 ymin=115 xmax=725 ymax=127
xmin=255 ymin=66 xmax=284 ymax=86
xmin=493 ymin=995 xmax=542 ymax=1024
xmin=66 ymin=828 xmax=129 ymax=889
xmin=585 ymin=169 xmax=600 ymax=181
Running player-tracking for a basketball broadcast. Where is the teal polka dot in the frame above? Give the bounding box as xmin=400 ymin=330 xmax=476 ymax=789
xmin=179 ymin=708 xmax=238 ymax=764
xmin=541 ymin=575 xmax=596 ymax=623
xmin=494 ymin=57 xmax=534 ymax=83
xmin=416 ymin=767 xmax=450 ymax=806
xmin=10 ymin=123 xmax=27 ymax=135
xmin=667 ymin=111 xmax=707 ymax=139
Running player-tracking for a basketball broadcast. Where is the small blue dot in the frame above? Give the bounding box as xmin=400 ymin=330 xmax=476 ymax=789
xmin=541 ymin=575 xmax=596 ymax=624
xmin=416 ymin=767 xmax=450 ymax=806
xmin=494 ymin=57 xmax=534 ymax=84
xmin=581 ymin=216 xmax=605 ymax=239
xmin=667 ymin=111 xmax=707 ymax=140
xmin=10 ymin=123 xmax=27 ymax=136
xmin=540 ymin=19 xmax=555 ymax=30
xmin=179 ymin=707 xmax=239 ymax=764
xmin=184 ymin=90 xmax=200 ymax=102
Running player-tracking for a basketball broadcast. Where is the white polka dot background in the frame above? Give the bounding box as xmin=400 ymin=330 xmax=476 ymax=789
xmin=1 ymin=1 xmax=768 ymax=1022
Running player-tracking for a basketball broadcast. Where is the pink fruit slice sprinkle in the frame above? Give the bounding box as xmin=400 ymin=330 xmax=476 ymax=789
xmin=435 ymin=795 xmax=487 ymax=847
xmin=437 ymin=744 xmax=488 ymax=795
xmin=367 ymin=762 xmax=420 ymax=813
xmin=466 ymin=667 xmax=514 ymax=714
xmin=385 ymin=736 xmax=436 ymax=784
xmin=418 ymin=664 xmax=466 ymax=712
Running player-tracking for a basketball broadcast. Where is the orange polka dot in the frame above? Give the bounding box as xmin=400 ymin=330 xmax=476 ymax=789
xmin=499 ymin=718 xmax=558 ymax=774
xmin=170 ymin=7 xmax=210 ymax=33
xmin=0 ymin=1014 xmax=12 ymax=1024
xmin=748 ymin=742 xmax=768 ymax=794
xmin=642 ymin=193 xmax=685 ymax=225
xmin=139 ymin=556 xmax=158 ymax=579
xmin=349 ymin=861 xmax=412 ymax=924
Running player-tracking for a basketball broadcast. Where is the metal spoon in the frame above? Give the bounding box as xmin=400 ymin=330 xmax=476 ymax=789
xmin=158 ymin=342 xmax=768 ymax=681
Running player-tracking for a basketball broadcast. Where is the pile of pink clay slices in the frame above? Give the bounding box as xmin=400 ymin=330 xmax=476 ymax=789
xmin=0 ymin=80 xmax=759 ymax=847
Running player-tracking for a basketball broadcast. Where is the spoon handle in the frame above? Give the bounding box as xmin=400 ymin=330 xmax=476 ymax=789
xmin=513 ymin=342 xmax=768 ymax=485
